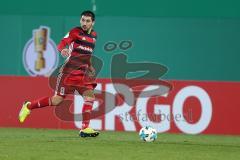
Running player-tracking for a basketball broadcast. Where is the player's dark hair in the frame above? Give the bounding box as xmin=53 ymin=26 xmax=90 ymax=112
xmin=81 ymin=10 xmax=95 ymax=21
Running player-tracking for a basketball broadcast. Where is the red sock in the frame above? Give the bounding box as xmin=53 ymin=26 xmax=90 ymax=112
xmin=28 ymin=97 xmax=52 ymax=110
xmin=82 ymin=99 xmax=94 ymax=129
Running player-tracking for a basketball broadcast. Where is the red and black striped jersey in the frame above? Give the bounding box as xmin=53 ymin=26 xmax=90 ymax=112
xmin=57 ymin=27 xmax=97 ymax=73
xmin=57 ymin=27 xmax=97 ymax=55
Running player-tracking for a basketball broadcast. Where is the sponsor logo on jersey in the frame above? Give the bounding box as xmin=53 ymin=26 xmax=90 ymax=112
xmin=77 ymin=45 xmax=93 ymax=53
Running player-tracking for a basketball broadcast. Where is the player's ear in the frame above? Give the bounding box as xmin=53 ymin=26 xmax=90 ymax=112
xmin=92 ymin=22 xmax=95 ymax=26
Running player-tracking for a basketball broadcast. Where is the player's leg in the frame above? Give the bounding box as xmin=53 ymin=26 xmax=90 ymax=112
xmin=19 ymin=73 xmax=67 ymax=123
xmin=18 ymin=95 xmax=64 ymax=123
xmin=79 ymin=89 xmax=99 ymax=137
xmin=81 ymin=89 xmax=95 ymax=129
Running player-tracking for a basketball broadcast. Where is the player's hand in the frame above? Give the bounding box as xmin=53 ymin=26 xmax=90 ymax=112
xmin=88 ymin=66 xmax=96 ymax=78
xmin=61 ymin=48 xmax=70 ymax=57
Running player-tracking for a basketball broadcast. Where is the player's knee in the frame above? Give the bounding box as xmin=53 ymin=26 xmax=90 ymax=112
xmin=51 ymin=95 xmax=64 ymax=106
xmin=82 ymin=89 xmax=95 ymax=100
xmin=82 ymin=90 xmax=95 ymax=112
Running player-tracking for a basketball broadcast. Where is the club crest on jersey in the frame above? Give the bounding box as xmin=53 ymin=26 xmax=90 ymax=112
xmin=22 ymin=26 xmax=59 ymax=77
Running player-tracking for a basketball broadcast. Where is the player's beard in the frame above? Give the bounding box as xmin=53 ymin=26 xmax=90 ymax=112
xmin=82 ymin=25 xmax=92 ymax=34
xmin=82 ymin=25 xmax=89 ymax=31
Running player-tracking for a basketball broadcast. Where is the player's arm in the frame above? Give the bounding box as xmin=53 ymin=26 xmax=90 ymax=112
xmin=57 ymin=28 xmax=78 ymax=57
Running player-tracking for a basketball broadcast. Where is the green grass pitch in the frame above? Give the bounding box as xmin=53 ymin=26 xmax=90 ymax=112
xmin=0 ymin=128 xmax=239 ymax=160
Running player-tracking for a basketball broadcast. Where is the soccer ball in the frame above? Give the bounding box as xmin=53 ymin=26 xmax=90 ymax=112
xmin=139 ymin=126 xmax=157 ymax=142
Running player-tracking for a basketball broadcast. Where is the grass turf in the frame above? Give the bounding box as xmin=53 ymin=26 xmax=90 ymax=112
xmin=0 ymin=128 xmax=239 ymax=160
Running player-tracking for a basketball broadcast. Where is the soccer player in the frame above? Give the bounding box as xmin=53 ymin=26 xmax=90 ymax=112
xmin=19 ymin=10 xmax=99 ymax=137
